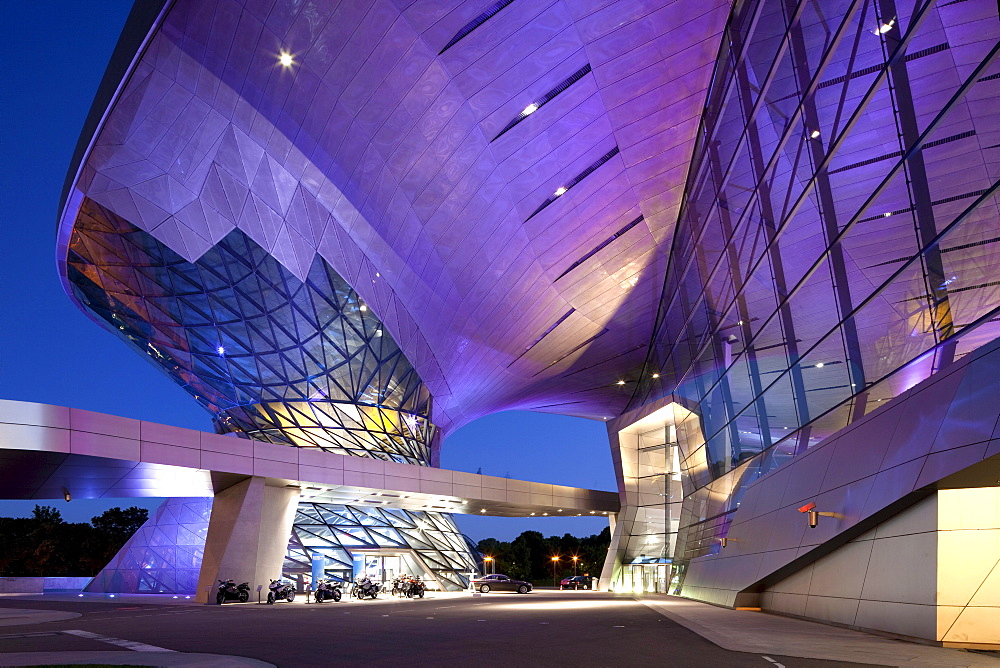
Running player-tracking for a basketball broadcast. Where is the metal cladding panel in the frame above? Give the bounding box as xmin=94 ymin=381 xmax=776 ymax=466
xmin=59 ymin=0 xmax=731 ymax=433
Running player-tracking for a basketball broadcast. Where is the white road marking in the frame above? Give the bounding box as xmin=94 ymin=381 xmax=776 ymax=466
xmin=434 ymin=605 xmax=457 ymax=609
xmin=62 ymin=629 xmax=174 ymax=653
xmin=762 ymin=656 xmax=784 ymax=668
xmin=613 ymin=625 xmax=625 ymax=628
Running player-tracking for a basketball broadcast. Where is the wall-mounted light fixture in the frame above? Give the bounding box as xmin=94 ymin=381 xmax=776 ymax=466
xmin=798 ymin=502 xmax=840 ymax=528
xmin=63 ymin=488 xmax=71 ymax=502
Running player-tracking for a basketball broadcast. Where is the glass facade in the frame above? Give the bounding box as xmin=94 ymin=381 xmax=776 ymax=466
xmin=625 ymin=0 xmax=1000 ymax=564
xmin=68 ymin=199 xmax=475 ymax=590
xmin=86 ymin=498 xmax=211 ymax=594
xmin=287 ymin=503 xmax=478 ymax=590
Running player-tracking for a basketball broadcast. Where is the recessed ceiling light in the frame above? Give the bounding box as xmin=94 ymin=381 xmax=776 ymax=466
xmin=522 ymin=103 xmax=538 ymax=116
xmin=810 ymin=129 xmax=821 ymax=138
xmin=554 ymin=186 xmax=567 ymax=197
xmin=278 ymin=51 xmax=294 ymax=67
xmin=875 ymin=18 xmax=895 ymax=34
xmin=217 ymin=346 xmax=226 ymax=356
xmin=616 ymin=380 xmax=626 ymax=385
xmin=815 ymin=362 xmax=824 ymax=368
xmin=652 ymin=373 xmax=660 ymax=379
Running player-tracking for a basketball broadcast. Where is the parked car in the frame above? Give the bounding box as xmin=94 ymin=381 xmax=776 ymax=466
xmin=560 ymin=575 xmax=590 ymax=590
xmin=472 ymin=574 xmax=532 ymax=594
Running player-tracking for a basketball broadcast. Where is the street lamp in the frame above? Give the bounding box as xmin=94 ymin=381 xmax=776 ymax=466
xmin=551 ymin=556 xmax=560 ymax=587
xmin=571 ymin=555 xmax=579 ymax=576
xmin=483 ymin=556 xmax=494 ymax=575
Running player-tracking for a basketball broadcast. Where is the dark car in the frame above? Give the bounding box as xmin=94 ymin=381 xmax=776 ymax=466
xmin=472 ymin=574 xmax=532 ymax=594
xmin=559 ymin=575 xmax=590 ymax=590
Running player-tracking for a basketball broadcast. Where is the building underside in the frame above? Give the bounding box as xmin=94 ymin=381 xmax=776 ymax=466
xmin=54 ymin=0 xmax=1000 ymax=647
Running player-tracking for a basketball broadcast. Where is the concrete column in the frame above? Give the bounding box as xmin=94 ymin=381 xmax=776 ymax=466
xmin=195 ymin=476 xmax=299 ymax=603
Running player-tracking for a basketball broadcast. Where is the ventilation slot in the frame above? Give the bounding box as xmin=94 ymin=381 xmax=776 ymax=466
xmin=439 ymin=0 xmax=517 ymax=55
xmin=857 ymin=188 xmax=989 ymax=224
xmin=754 ymin=338 xmax=802 ymax=352
xmin=492 ymin=64 xmax=592 ymax=141
xmin=896 ymin=280 xmax=1000 ymax=304
xmin=531 ymin=329 xmax=610 ymax=377
xmin=554 ymin=215 xmax=644 ymax=282
xmin=506 ymin=309 xmax=575 ymax=367
xmin=828 ymin=130 xmax=975 ymax=174
xmin=527 ymin=146 xmax=620 ymax=221
xmin=529 ymin=400 xmax=585 ymax=409
xmin=560 ymin=344 xmax=647 ymax=377
xmin=817 ymin=43 xmax=949 ymax=89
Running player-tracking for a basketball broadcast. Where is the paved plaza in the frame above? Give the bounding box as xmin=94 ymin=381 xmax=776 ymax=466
xmin=1 ymin=590 xmax=997 ymax=667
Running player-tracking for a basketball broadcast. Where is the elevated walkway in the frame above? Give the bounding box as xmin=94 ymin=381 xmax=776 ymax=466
xmin=0 ymin=399 xmax=618 ymax=517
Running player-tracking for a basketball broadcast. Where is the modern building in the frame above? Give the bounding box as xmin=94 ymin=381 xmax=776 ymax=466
xmin=53 ymin=0 xmax=998 ymax=647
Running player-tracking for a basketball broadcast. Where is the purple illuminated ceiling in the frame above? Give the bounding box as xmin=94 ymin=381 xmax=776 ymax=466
xmin=59 ymin=0 xmax=730 ymax=432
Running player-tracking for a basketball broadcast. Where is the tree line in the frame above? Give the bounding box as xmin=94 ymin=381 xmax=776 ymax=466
xmin=476 ymin=527 xmax=610 ymax=583
xmin=0 ymin=505 xmax=148 ymax=576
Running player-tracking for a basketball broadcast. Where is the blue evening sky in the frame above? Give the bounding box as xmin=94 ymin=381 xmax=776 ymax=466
xmin=0 ymin=2 xmax=615 ymax=542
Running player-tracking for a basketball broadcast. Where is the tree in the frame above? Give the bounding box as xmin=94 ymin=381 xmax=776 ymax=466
xmin=32 ymin=505 xmax=63 ymax=525
xmin=90 ymin=506 xmax=149 ymax=566
xmin=91 ymin=506 xmax=148 ymax=542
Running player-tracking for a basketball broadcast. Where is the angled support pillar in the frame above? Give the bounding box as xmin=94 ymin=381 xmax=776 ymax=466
xmin=195 ymin=476 xmax=299 ymax=603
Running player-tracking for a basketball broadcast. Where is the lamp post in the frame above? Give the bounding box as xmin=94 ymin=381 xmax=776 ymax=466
xmin=483 ymin=556 xmax=494 ymax=575
xmin=551 ymin=556 xmax=559 ymax=587
xmin=571 ymin=556 xmax=579 ymax=577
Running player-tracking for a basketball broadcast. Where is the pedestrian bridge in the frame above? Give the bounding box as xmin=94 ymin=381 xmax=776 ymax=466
xmin=0 ymin=399 xmax=619 ymax=517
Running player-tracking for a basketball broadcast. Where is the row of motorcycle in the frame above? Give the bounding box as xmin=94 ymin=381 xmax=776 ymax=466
xmin=215 ymin=579 xmax=300 ymax=604
xmin=215 ymin=575 xmax=425 ymax=604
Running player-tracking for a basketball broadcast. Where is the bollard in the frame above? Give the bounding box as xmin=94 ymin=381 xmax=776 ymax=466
xmin=257 ymin=584 xmax=263 ymax=604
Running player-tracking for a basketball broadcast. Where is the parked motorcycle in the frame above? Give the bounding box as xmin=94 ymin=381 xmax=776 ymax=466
xmin=216 ymin=579 xmax=250 ymax=604
xmin=267 ymin=579 xmax=296 ymax=604
xmin=314 ymin=579 xmax=342 ymax=603
xmin=352 ymin=576 xmax=379 ymax=599
xmin=405 ymin=577 xmax=425 ymax=599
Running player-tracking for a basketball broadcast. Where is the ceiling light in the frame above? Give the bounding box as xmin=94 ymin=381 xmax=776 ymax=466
xmin=360 ymin=304 xmax=367 ymax=312
xmin=554 ymin=186 xmax=567 ymax=197
xmin=530 ymin=512 xmax=535 ymax=516
xmin=522 ymin=103 xmax=538 ymax=116
xmin=542 ymin=512 xmax=548 ymax=516
xmin=810 ymin=130 xmax=821 ymax=139
xmin=737 ymin=320 xmax=744 ymax=325
xmin=278 ymin=51 xmax=294 ymax=67
xmin=616 ymin=380 xmax=626 ymax=385
xmin=480 ymin=508 xmax=486 ymax=513
xmin=884 ymin=212 xmax=892 ymax=217
xmin=875 ymin=18 xmax=895 ymax=34
xmin=217 ymin=346 xmax=226 ymax=356
xmin=815 ymin=362 xmax=824 ymax=368
xmin=652 ymin=373 xmax=660 ymax=379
